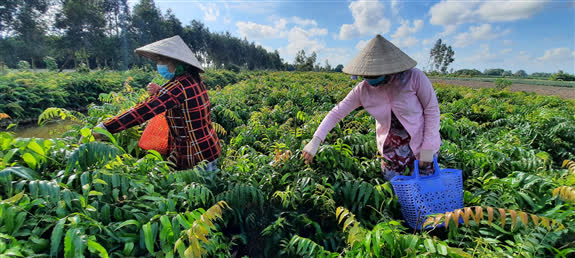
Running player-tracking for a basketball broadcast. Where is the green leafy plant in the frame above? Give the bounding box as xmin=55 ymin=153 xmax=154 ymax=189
xmin=494 ymin=78 xmax=513 ymax=90
xmin=43 ymin=56 xmax=58 ymax=72
xmin=17 ymin=61 xmax=31 ymax=71
xmin=0 ymin=71 xmax=574 ymax=257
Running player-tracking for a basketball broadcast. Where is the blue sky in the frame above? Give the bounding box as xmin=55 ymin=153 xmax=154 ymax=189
xmin=130 ymin=0 xmax=575 ymax=74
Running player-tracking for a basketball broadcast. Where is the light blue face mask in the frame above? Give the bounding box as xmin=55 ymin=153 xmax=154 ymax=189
xmin=157 ymin=64 xmax=175 ymax=80
xmin=365 ymin=75 xmax=387 ymax=86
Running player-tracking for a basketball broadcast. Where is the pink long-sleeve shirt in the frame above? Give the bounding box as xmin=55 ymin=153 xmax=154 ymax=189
xmin=313 ymin=68 xmax=441 ymax=157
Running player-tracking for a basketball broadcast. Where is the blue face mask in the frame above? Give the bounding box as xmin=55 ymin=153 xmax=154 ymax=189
xmin=365 ymin=75 xmax=388 ymax=86
xmin=157 ymin=64 xmax=174 ymax=80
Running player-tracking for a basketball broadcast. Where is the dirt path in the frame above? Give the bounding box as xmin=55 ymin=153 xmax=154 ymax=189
xmin=430 ymin=79 xmax=575 ymax=99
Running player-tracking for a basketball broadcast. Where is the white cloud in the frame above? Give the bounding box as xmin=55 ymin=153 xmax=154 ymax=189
xmin=339 ymin=24 xmax=361 ymax=40
xmin=476 ymin=1 xmax=550 ymax=22
xmin=389 ymin=19 xmax=424 ymax=48
xmin=236 ymin=16 xmax=324 ymax=40
xmin=226 ymin=2 xmax=280 ymax=15
xmin=438 ymin=25 xmax=457 ymax=37
xmin=339 ymin=0 xmax=391 ymax=40
xmin=307 ymin=28 xmax=328 ymax=36
xmin=391 ymin=0 xmax=401 ymax=17
xmin=355 ymin=40 xmax=368 ymax=50
xmin=503 ymin=40 xmax=512 ymax=46
xmin=291 ymin=17 xmax=318 ymax=27
xmin=429 ymin=0 xmax=549 ymax=27
xmin=429 ymin=0 xmax=476 ymax=27
xmin=391 ymin=37 xmax=419 ymax=48
xmin=319 ymin=48 xmax=353 ymax=67
xmin=464 ymin=44 xmax=502 ymax=63
xmin=454 ymin=24 xmax=510 ymax=48
xmin=391 ymin=0 xmax=400 ymax=9
xmin=537 ymin=48 xmax=575 ymax=64
xmin=422 ymin=39 xmax=435 ymax=45
xmin=236 ymin=21 xmax=284 ymax=39
xmin=500 ymin=48 xmax=512 ymax=54
xmin=392 ymin=20 xmax=424 ymax=39
xmin=279 ymin=27 xmax=327 ymax=62
xmin=236 ymin=16 xmax=329 ymax=62
xmin=275 ymin=18 xmax=288 ymax=29
xmin=197 ymin=3 xmax=220 ymax=22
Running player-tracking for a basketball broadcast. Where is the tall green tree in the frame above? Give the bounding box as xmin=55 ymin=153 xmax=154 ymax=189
xmin=55 ymin=0 xmax=110 ymax=69
xmin=430 ymin=39 xmax=455 ymax=74
xmin=102 ymin=0 xmax=129 ymax=37
xmin=182 ymin=21 xmax=210 ymax=63
xmin=514 ymin=70 xmax=527 ymax=77
xmin=0 ymin=0 xmax=50 ymax=68
xmin=163 ymin=9 xmax=183 ymax=37
xmin=131 ymin=0 xmax=165 ymax=45
xmin=0 ymin=0 xmax=20 ymax=33
xmin=294 ymin=50 xmax=316 ymax=71
xmin=484 ymin=68 xmax=505 ymax=76
xmin=0 ymin=0 xmax=286 ymax=71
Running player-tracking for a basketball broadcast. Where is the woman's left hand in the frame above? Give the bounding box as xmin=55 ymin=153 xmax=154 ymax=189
xmin=78 ymin=132 xmax=104 ymax=145
xmin=418 ymin=149 xmax=434 ymax=168
xmin=419 ymin=161 xmax=431 ymax=168
xmin=147 ymin=82 xmax=161 ymax=95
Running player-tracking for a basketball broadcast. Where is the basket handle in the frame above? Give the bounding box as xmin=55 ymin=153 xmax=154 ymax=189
xmin=413 ymin=157 xmax=440 ymax=178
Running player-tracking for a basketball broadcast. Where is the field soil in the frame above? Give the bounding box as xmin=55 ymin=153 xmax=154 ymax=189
xmin=431 ymin=78 xmax=575 ymax=99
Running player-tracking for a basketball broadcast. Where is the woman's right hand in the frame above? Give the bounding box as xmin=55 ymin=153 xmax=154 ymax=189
xmin=302 ymin=151 xmax=314 ymax=164
xmin=147 ymin=82 xmax=161 ymax=95
xmin=302 ymin=136 xmax=322 ymax=164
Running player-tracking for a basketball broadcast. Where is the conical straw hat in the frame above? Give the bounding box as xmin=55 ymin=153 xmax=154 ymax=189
xmin=135 ymin=35 xmax=204 ymax=72
xmin=343 ymin=35 xmax=416 ymax=76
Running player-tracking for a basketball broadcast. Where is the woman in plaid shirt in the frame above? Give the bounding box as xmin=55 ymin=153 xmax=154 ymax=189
xmin=96 ymin=36 xmax=221 ymax=172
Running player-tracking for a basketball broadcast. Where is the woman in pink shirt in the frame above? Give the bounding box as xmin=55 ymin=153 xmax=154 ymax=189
xmin=302 ymin=35 xmax=442 ymax=180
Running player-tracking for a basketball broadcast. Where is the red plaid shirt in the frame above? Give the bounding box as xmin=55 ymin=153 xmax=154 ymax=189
xmin=103 ymin=73 xmax=221 ymax=169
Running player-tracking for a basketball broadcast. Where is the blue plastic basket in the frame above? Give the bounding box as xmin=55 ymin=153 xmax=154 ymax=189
xmin=390 ymin=158 xmax=463 ymax=229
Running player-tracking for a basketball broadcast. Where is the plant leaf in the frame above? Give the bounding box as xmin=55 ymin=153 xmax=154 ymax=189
xmin=50 ymin=218 xmax=66 ymax=256
xmin=87 ymin=240 xmax=109 ymax=258
xmin=143 ymin=222 xmax=155 ymax=254
xmin=116 ymin=220 xmax=141 ymax=230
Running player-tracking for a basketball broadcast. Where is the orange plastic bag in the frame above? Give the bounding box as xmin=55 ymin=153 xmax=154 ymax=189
xmin=138 ymin=113 xmax=169 ymax=154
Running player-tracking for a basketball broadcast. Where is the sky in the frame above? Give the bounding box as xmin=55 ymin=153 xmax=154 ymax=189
xmin=129 ymin=0 xmax=575 ymax=74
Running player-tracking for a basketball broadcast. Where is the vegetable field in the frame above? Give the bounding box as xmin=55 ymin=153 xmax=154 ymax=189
xmin=0 ymin=71 xmax=574 ymax=257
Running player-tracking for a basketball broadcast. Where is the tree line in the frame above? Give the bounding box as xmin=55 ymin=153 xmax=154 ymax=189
xmin=0 ymin=0 xmax=288 ymax=71
xmin=426 ymin=39 xmax=573 ymax=81
xmin=443 ymin=68 xmax=574 ymax=81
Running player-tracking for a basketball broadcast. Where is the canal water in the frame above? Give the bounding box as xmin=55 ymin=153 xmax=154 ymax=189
xmin=11 ymin=120 xmax=79 ymax=138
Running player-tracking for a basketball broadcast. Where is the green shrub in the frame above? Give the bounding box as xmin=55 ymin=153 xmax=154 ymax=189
xmin=224 ymin=63 xmax=241 ymax=73
xmin=17 ymin=60 xmax=31 ymax=71
xmin=1 ymin=71 xmax=575 ymax=257
xmin=494 ymin=78 xmax=512 ymax=90
xmin=43 ymin=56 xmax=58 ymax=71
xmin=551 ymin=70 xmax=575 ymax=81
xmin=454 ymin=69 xmax=482 ymax=76
xmin=76 ymin=62 xmax=90 ymax=73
